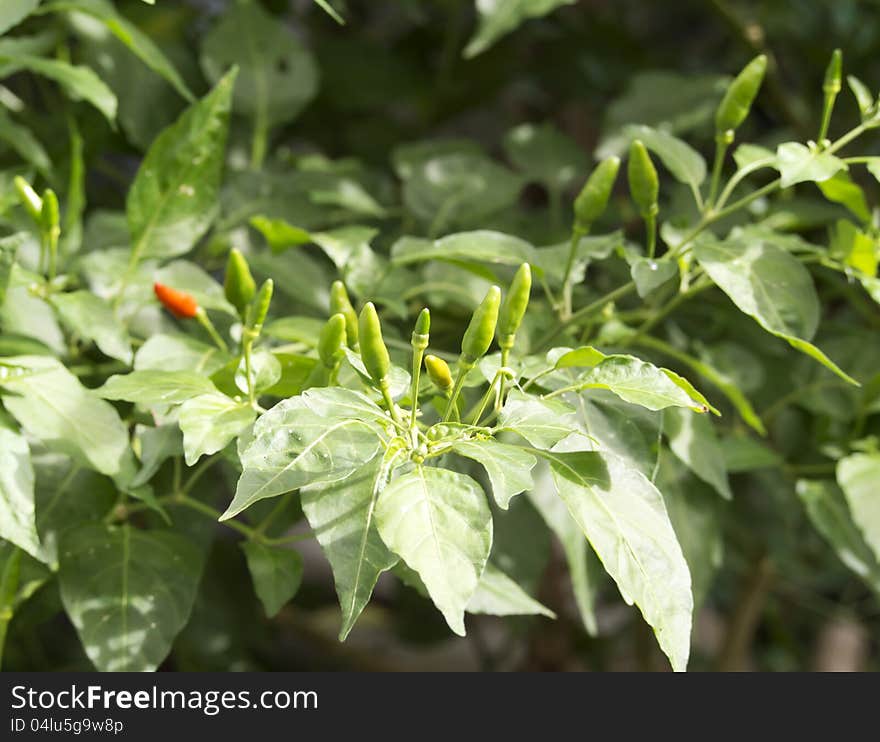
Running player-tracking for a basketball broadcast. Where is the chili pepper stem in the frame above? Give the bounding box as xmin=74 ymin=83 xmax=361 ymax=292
xmin=707 ymin=137 xmax=729 ymax=209
xmin=242 ymin=336 xmax=256 ymax=406
xmin=496 ymin=347 xmax=511 ymax=413
xmin=379 ymin=379 xmax=403 ymax=426
xmin=560 ymin=228 xmax=585 ymax=319
xmin=196 ymin=308 xmax=229 ymax=354
xmin=443 ymin=364 xmax=470 ymax=422
xmin=409 ymin=347 xmax=425 ymax=432
xmin=818 ymin=93 xmax=836 ymax=144
xmin=468 ymin=370 xmax=503 ymax=425
xmin=645 ymin=211 xmax=657 ymax=259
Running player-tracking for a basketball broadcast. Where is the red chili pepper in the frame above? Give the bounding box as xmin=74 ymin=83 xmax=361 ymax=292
xmin=154 ymin=282 xmax=199 ymax=319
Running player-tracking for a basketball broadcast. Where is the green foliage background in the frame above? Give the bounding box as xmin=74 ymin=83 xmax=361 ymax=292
xmin=1 ymin=0 xmax=880 ymax=671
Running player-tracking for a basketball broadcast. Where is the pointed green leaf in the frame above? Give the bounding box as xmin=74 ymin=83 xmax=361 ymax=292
xmin=302 ymin=453 xmax=399 ymax=639
xmin=226 ymin=390 xmax=386 ymax=520
xmin=375 ymin=466 xmax=492 ymax=636
xmin=241 ymin=542 xmax=303 ymax=618
xmin=499 ymin=389 xmax=578 ymax=449
xmin=50 ymin=291 xmax=132 ymax=363
xmin=775 ymin=142 xmax=846 ymax=188
xmin=179 ymin=392 xmax=255 ymax=466
xmin=0 ymin=428 xmax=44 ymax=562
xmin=467 ymin=563 xmax=555 ymax=618
xmin=0 ymin=1 xmax=41 ymax=35
xmin=694 ymin=236 xmax=857 ymax=384
xmin=98 ymin=370 xmax=218 ymax=406
xmin=59 ymin=523 xmax=202 ymax=671
xmin=665 ymin=408 xmax=732 ymax=499
xmin=464 ymin=0 xmax=575 ymax=58
xmin=546 ymin=449 xmax=693 ymax=671
xmin=127 ymin=68 xmax=236 ymax=261
xmin=452 ymin=439 xmax=536 ymax=509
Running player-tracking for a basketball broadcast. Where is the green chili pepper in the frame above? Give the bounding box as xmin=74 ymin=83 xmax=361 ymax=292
xmin=318 ymin=313 xmax=347 ymax=369
xmin=358 ymin=301 xmax=391 ymax=384
xmin=824 ymin=49 xmax=842 ymax=95
xmin=715 ymin=54 xmax=767 ymax=136
xmin=412 ymin=307 xmax=430 ymax=351
xmin=460 ymin=285 xmax=501 ymax=366
xmin=497 ymin=263 xmax=531 ymax=350
xmin=425 ymin=354 xmax=453 ymax=394
xmin=14 ymin=177 xmax=42 ymax=223
xmin=224 ymin=248 xmax=256 ymax=317
xmin=330 ymin=280 xmax=359 ymax=349
xmin=627 ymin=140 xmax=659 ymax=218
xmin=246 ymin=278 xmax=273 ymax=330
xmin=573 ymin=157 xmax=620 ymax=232
xmin=39 ymin=190 xmax=60 ymax=237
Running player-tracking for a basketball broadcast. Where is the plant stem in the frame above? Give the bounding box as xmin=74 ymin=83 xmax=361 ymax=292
xmin=196 ymin=310 xmax=229 ymax=354
xmin=707 ymin=138 xmax=729 ymax=209
xmin=645 ymin=211 xmax=657 ymax=259
xmin=560 ymin=228 xmax=584 ymax=319
xmin=537 ymin=281 xmax=637 ymax=351
xmin=409 ymin=347 xmax=425 ymax=432
xmin=242 ymin=333 xmax=256 ymax=407
xmin=443 ymin=364 xmax=470 ymax=422
xmin=379 ymin=379 xmax=403 ymax=426
xmin=467 ymin=371 xmax=502 ymax=425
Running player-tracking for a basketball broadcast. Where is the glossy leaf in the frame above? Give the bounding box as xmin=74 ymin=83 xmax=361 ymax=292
xmin=98 ymin=370 xmax=218 ymax=406
xmin=0 ymin=428 xmax=44 ymax=562
xmin=50 ymin=291 xmax=132 ymax=363
xmin=775 ymin=142 xmax=846 ymax=188
xmin=464 ymin=0 xmax=575 ymax=58
xmin=127 ymin=69 xmax=235 ymax=261
xmin=499 ymin=389 xmax=579 ymax=449
xmin=0 ymin=355 xmax=128 ymax=476
xmin=547 ymin=449 xmax=693 ymax=671
xmin=837 ymin=453 xmax=880 ymax=563
xmin=301 ymin=454 xmax=399 ymax=639
xmin=391 ymin=230 xmax=535 ymax=268
xmin=452 ymin=439 xmax=537 ymax=509
xmin=665 ymin=408 xmax=732 ymax=499
xmin=178 ymin=392 xmax=255 ymax=466
xmin=694 ymin=236 xmax=857 ymax=384
xmin=467 ymin=563 xmax=555 ymax=617
xmin=375 ymin=466 xmax=492 ymax=636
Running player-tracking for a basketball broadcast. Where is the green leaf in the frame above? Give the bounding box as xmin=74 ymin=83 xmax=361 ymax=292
xmin=578 ymin=354 xmax=712 ymax=413
xmin=98 ymin=370 xmax=218 ymax=406
xmin=452 ymin=439 xmax=536 ymax=509
xmin=502 ymin=122 xmax=588 ymax=191
xmin=527 ymin=475 xmax=599 ymax=634
xmin=829 ymin=219 xmax=877 ymax=277
xmin=312 ymin=0 xmax=344 ymax=24
xmin=401 ymin=153 xmax=524 ymax=229
xmin=375 ymin=465 xmax=492 ymax=636
xmin=467 ymin=563 xmax=555 ymax=618
xmin=0 ymin=108 xmax=50 ymax=174
xmin=720 ymin=434 xmax=782 ymax=472
xmin=836 ymin=453 xmax=880 ymax=563
xmin=620 ymin=124 xmax=706 ymax=193
xmin=41 ymin=0 xmax=193 ymax=101
xmin=240 ymin=541 xmax=303 ymax=618
xmin=225 ymin=389 xmax=386 ymax=520
xmin=250 ymin=216 xmax=312 ymax=253
xmin=775 ymin=142 xmax=847 ymax=188
xmin=0 ymin=428 xmax=44 ymax=562
xmin=0 ymin=355 xmax=128 ymax=476
xmin=0 ymin=1 xmax=40 ymax=35
xmin=391 ymin=230 xmax=535 ymax=268
xmin=464 ymin=0 xmax=576 ymax=58
xmin=178 ymin=392 xmax=255 ymax=466
xmin=301 ymin=453 xmax=399 ymax=639
xmin=547 ymin=450 xmax=693 ymax=671
xmin=798 ymin=478 xmax=880 ymax=594
xmin=733 ymin=143 xmax=775 ymax=169
xmin=694 ymin=236 xmax=857 ymax=385
xmin=50 ymin=291 xmax=132 ymax=363
xmin=847 ymin=75 xmax=876 ymax=119
xmin=131 ymin=424 xmax=181 ymax=488
xmin=0 ymin=55 xmax=116 ymax=122
xmin=134 ymin=333 xmax=228 ymax=375
xmin=631 ymin=257 xmax=679 ymax=298
xmin=665 ymin=409 xmax=732 ymax=499
xmin=200 ymin=2 xmax=317 ymax=128
xmin=818 ymin=172 xmax=871 ymax=223
xmin=59 ymin=523 xmax=202 ymax=671
xmin=127 ymin=68 xmax=236 ymax=261
xmin=499 ymin=389 xmax=578 ymax=449
xmin=0 ymin=234 xmax=24 ymax=308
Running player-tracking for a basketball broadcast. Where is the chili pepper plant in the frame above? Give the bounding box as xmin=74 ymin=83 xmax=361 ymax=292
xmin=1 ymin=1 xmax=879 ymax=672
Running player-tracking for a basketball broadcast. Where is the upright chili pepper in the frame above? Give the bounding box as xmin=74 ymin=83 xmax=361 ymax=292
xmin=246 ymin=278 xmax=273 ymax=331
xmin=224 ymin=248 xmax=256 ymax=317
xmin=40 ymin=189 xmax=60 ymax=280
xmin=573 ymin=157 xmax=620 ymax=233
xmin=497 ymin=264 xmax=531 ymax=352
xmin=627 ymin=140 xmax=659 ymax=218
xmin=358 ymin=302 xmax=391 ymax=385
xmin=819 ymin=49 xmax=843 ymax=143
xmin=330 ymin=280 xmax=359 ymax=349
xmin=460 ymin=285 xmax=501 ymax=367
xmin=154 ymin=282 xmax=199 ymax=319
xmin=318 ymin=313 xmax=347 ymax=369
xmin=408 ymin=308 xmax=431 ymax=431
xmin=715 ymin=54 xmax=767 ymax=136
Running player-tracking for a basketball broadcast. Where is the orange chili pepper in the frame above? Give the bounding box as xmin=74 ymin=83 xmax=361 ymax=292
xmin=154 ymin=282 xmax=199 ymax=319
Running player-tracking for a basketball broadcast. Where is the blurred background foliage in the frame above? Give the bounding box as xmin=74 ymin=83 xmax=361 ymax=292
xmin=3 ymin=0 xmax=880 ymax=671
